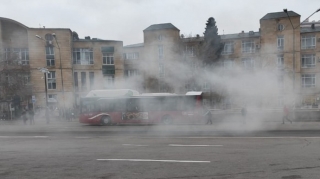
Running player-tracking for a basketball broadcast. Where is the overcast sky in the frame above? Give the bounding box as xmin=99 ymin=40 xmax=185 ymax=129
xmin=1 ymin=0 xmax=319 ymax=45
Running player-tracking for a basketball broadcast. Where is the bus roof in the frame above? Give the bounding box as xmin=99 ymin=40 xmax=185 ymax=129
xmin=85 ymin=89 xmax=139 ymax=97
xmin=140 ymin=93 xmax=179 ymax=96
xmin=186 ymin=91 xmax=203 ymax=95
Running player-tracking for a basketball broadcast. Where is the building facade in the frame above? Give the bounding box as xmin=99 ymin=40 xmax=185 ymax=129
xmin=0 ymin=18 xmax=123 ymax=117
xmin=0 ymin=10 xmax=319 ymax=116
xmin=123 ymin=11 xmax=320 ymax=109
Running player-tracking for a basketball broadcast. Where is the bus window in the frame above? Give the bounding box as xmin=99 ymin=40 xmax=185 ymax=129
xmin=81 ymin=100 xmax=96 ymax=113
xmin=162 ymin=97 xmax=178 ymax=111
xmin=182 ymin=96 xmax=196 ymax=110
xmin=114 ymin=99 xmax=125 ymax=111
xmin=105 ymin=100 xmax=115 ymax=111
xmin=127 ymin=99 xmax=139 ymax=112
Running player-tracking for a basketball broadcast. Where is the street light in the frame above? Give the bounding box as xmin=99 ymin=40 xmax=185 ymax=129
xmin=283 ymin=8 xmax=320 ymax=90
xmin=36 ymin=34 xmax=66 ymax=120
xmin=52 ymin=33 xmax=66 ymax=119
xmin=39 ymin=67 xmax=50 ymax=124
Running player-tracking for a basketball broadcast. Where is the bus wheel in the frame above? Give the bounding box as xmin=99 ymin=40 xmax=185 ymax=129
xmin=101 ymin=116 xmax=111 ymax=126
xmin=162 ymin=115 xmax=172 ymax=125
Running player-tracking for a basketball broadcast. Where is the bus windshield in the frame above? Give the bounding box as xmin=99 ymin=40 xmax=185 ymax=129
xmin=81 ymin=99 xmax=97 ymax=113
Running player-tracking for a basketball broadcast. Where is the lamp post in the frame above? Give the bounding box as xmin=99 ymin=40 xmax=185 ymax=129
xmin=52 ymin=33 xmax=66 ymax=119
xmin=283 ymin=8 xmax=320 ymax=91
xmin=39 ymin=67 xmax=50 ymax=124
xmin=36 ymin=34 xmax=66 ymax=120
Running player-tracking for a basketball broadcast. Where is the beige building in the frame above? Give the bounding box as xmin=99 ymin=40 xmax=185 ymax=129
xmin=124 ymin=11 xmax=320 ymax=109
xmin=0 ymin=17 xmax=123 ymax=113
xmin=1 ymin=10 xmax=319 ymax=113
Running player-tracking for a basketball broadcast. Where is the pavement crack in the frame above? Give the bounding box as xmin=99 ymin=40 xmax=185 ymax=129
xmin=302 ymin=138 xmax=311 ymax=148
xmin=276 ymin=165 xmax=320 ymax=171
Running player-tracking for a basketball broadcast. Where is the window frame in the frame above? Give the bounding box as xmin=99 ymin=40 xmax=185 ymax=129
xmin=47 ymin=71 xmax=56 ymax=89
xmin=103 ymin=53 xmax=114 ymax=65
xmin=185 ymin=46 xmax=195 ymax=57
xmin=301 ymin=74 xmax=316 ymax=88
xmin=277 ymin=35 xmax=284 ymax=50
xmin=301 ymin=54 xmax=316 ymax=68
xmin=241 ymin=40 xmax=255 ymax=53
xmin=242 ymin=58 xmax=255 ymax=70
xmin=158 ymin=45 xmax=163 ymax=59
xmin=301 ymin=35 xmax=316 ymax=49
xmin=223 ymin=59 xmax=233 ymax=69
xmin=72 ymin=48 xmax=94 ymax=65
xmin=277 ymin=55 xmax=284 ymax=69
xmin=222 ymin=42 xmax=234 ymax=55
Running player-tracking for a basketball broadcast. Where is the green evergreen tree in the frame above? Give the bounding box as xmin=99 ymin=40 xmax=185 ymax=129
xmin=201 ymin=17 xmax=222 ymax=64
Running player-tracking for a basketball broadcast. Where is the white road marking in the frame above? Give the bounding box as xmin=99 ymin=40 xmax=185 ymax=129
xmin=97 ymin=159 xmax=210 ymax=163
xmin=122 ymin=144 xmax=149 ymax=146
xmin=0 ymin=136 xmax=49 ymax=138
xmin=75 ymin=137 xmax=92 ymax=139
xmin=169 ymin=144 xmax=223 ymax=147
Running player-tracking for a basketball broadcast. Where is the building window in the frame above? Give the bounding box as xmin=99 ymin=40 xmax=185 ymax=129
xmin=301 ymin=74 xmax=315 ymax=88
xmin=126 ymin=69 xmax=138 ymax=77
xmin=158 ymin=45 xmax=163 ymax=59
xmin=46 ymin=46 xmax=55 ymax=66
xmin=72 ymin=48 xmax=93 ymax=65
xmin=103 ymin=53 xmax=114 ymax=65
xmin=190 ymin=62 xmax=197 ymax=73
xmin=125 ymin=53 xmax=139 ymax=60
xmin=277 ymin=24 xmax=284 ymax=31
xmin=3 ymin=48 xmax=29 ymax=65
xmin=23 ymin=74 xmax=31 ymax=85
xmin=5 ymin=73 xmax=12 ymax=85
xmin=301 ymin=54 xmax=316 ymax=68
xmin=202 ymin=99 xmax=210 ymax=107
xmin=278 ymin=75 xmax=284 ymax=89
xmin=105 ymin=76 xmax=114 ymax=88
xmin=202 ymin=82 xmax=210 ymax=91
xmin=47 ymin=71 xmax=56 ymax=89
xmin=242 ymin=40 xmax=255 ymax=53
xmin=223 ymin=59 xmax=233 ymax=69
xmin=242 ymin=58 xmax=254 ymax=70
xmin=277 ymin=96 xmax=284 ymax=107
xmin=74 ymin=72 xmax=79 ymax=92
xmin=158 ymin=35 xmax=163 ymax=41
xmin=277 ymin=55 xmax=284 ymax=69
xmin=185 ymin=46 xmax=195 ymax=57
xmin=301 ymin=35 xmax=316 ymax=49
xmin=222 ymin=42 xmax=234 ymax=54
xmin=45 ymin=34 xmax=54 ymax=41
xmin=48 ymin=94 xmax=57 ymax=99
xmin=277 ymin=35 xmax=284 ymax=50
xmin=81 ymin=72 xmax=87 ymax=91
xmin=89 ymin=72 xmax=94 ymax=90
xmin=159 ymin=64 xmax=165 ymax=78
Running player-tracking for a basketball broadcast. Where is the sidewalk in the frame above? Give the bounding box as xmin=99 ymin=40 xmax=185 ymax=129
xmin=1 ymin=118 xmax=320 ymax=132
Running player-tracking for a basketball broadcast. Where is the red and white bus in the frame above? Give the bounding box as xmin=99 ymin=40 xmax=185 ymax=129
xmin=79 ymin=89 xmax=206 ymax=125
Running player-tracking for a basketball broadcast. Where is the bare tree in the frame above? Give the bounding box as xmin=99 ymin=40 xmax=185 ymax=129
xmin=0 ymin=49 xmax=32 ymax=117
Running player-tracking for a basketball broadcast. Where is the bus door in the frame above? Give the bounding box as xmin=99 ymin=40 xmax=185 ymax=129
xmin=181 ymin=96 xmax=197 ymax=123
xmin=122 ymin=98 xmax=148 ymax=123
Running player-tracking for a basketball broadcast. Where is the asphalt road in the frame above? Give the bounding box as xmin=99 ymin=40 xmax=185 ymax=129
xmin=1 ymin=120 xmax=320 ymax=179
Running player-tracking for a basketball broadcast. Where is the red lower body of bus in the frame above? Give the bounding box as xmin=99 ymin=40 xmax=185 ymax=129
xmin=79 ymin=111 xmax=205 ymax=125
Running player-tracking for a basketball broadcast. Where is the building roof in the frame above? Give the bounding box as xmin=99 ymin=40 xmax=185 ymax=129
xmin=124 ymin=43 xmax=144 ymax=48
xmin=260 ymin=11 xmax=300 ymax=20
xmin=182 ymin=36 xmax=204 ymax=42
xmin=301 ymin=26 xmax=320 ymax=33
xmin=0 ymin=17 xmax=28 ymax=29
xmin=144 ymin=23 xmax=179 ymax=31
xmin=221 ymin=31 xmax=260 ymax=40
xmin=75 ymin=39 xmax=121 ymax=42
